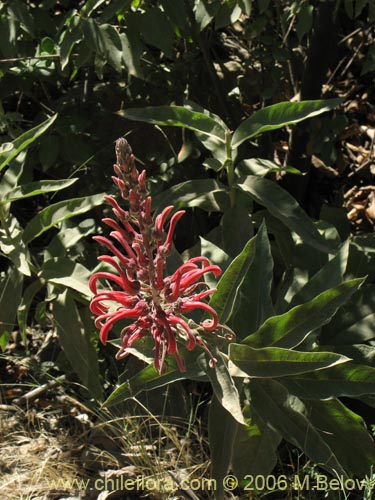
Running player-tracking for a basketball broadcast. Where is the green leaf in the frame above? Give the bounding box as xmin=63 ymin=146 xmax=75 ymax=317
xmin=306 ymin=399 xmax=375 ymax=476
xmin=60 ymin=20 xmax=83 ymax=70
xmin=242 ymin=278 xmax=364 ymax=349
xmin=208 ymin=393 xmax=238 ymax=500
xmin=22 ymin=193 xmax=104 ymax=244
xmin=80 ymin=0 xmax=106 ymax=16
xmin=39 ymin=135 xmax=60 ymax=171
xmin=320 ymin=285 xmax=375 ymax=345
xmin=296 ymin=3 xmax=314 ymax=41
xmin=124 ymin=106 xmax=227 ymax=141
xmin=54 ymin=289 xmax=102 ymax=399
xmin=152 ymin=179 xmax=230 ymax=213
xmin=0 ymin=215 xmax=31 ymax=276
xmin=0 ymin=178 xmax=77 ymax=206
xmin=236 ymin=158 xmax=301 ymax=178
xmin=81 ymin=19 xmax=123 ymax=73
xmin=0 ymin=267 xmax=23 ymax=350
xmin=282 ymin=362 xmax=375 ymax=400
xmin=289 ymin=240 xmax=349 ymax=307
xmin=128 ymin=8 xmax=175 ymax=58
xmin=232 ymin=405 xmax=281 ymax=479
xmin=39 ymin=258 xmax=92 ymax=298
xmin=198 ymin=350 xmax=245 ymax=425
xmin=220 ymin=205 xmax=253 ymax=258
xmin=0 ymin=114 xmax=57 ymax=172
xmin=209 ymin=235 xmax=257 ymax=325
xmin=232 ymin=99 xmax=343 ymax=148
xmin=238 ymin=178 xmax=333 ymax=253
xmin=17 ymin=279 xmax=44 ymax=344
xmin=229 ymin=344 xmax=350 ymax=378
xmin=250 ymin=379 xmax=347 ymax=476
xmin=195 ymin=0 xmax=221 ymax=31
xmin=103 ymin=352 xmax=207 ymax=408
xmin=229 ymin=222 xmax=274 ymax=338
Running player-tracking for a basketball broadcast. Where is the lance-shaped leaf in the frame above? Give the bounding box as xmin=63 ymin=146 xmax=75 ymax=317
xmin=229 ymin=222 xmax=274 ymax=338
xmin=208 ymin=394 xmax=238 ymax=500
xmin=39 ymin=258 xmax=92 ymax=298
xmin=0 ymin=267 xmax=23 ymax=350
xmin=250 ymin=379 xmax=347 ymax=476
xmin=103 ymin=352 xmax=207 ymax=408
xmin=153 ymin=179 xmax=230 ymax=214
xmin=209 ymin=234 xmax=256 ymax=324
xmin=232 ymin=98 xmax=342 ymax=148
xmin=54 ymin=289 xmax=102 ymax=400
xmin=305 ymin=399 xmax=375 ymax=477
xmin=198 ymin=350 xmax=245 ymax=425
xmin=281 ymin=362 xmax=375 ymax=400
xmin=238 ymin=178 xmax=333 ymax=253
xmin=320 ymin=284 xmax=375 ymax=345
xmin=232 ymin=405 xmax=282 ymax=479
xmin=242 ymin=278 xmax=364 ymax=349
xmin=290 ymin=240 xmax=349 ymax=307
xmin=0 ymin=114 xmax=57 ymax=172
xmin=0 ymin=178 xmax=78 ymax=206
xmin=22 ymin=193 xmax=104 ymax=244
xmin=229 ymin=344 xmax=350 ymax=378
xmin=123 ymin=105 xmax=227 ymax=141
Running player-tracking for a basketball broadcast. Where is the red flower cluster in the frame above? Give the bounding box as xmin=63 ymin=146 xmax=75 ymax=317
xmin=89 ymin=138 xmax=224 ymax=373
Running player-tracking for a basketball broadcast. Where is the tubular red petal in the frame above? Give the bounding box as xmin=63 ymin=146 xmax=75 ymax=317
xmin=179 ymin=301 xmax=219 ymax=331
xmin=163 ymin=210 xmax=185 ymax=251
xmin=93 ymin=236 xmax=130 ymax=268
xmin=167 ymin=315 xmax=196 ymax=350
xmin=155 ymin=205 xmax=174 ymax=233
xmin=179 ymin=265 xmax=221 ymax=290
xmin=89 ymin=272 xmax=125 ymax=294
xmin=99 ymin=307 xmax=146 ymax=344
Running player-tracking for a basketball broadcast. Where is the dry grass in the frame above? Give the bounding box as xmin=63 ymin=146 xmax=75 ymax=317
xmin=0 ymin=386 xmax=212 ymax=500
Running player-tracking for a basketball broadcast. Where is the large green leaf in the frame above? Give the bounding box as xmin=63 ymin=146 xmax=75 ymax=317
xmin=22 ymin=193 xmax=104 ymax=244
xmin=281 ymin=362 xmax=375 ymax=399
xmin=250 ymin=379 xmax=347 ymax=476
xmin=0 ymin=267 xmax=23 ymax=350
xmin=103 ymin=352 xmax=207 ymax=408
xmin=220 ymin=205 xmax=254 ymax=258
xmin=81 ymin=19 xmax=123 ymax=72
xmin=124 ymin=106 xmax=227 ymax=141
xmin=229 ymin=344 xmax=350 ymax=378
xmin=39 ymin=258 xmax=92 ymax=298
xmin=232 ymin=99 xmax=342 ymax=148
xmin=242 ymin=278 xmax=364 ymax=349
xmin=238 ymin=178 xmax=333 ymax=253
xmin=229 ymin=222 xmax=274 ymax=338
xmin=232 ymin=405 xmax=281 ymax=480
xmin=0 ymin=215 xmax=31 ymax=276
xmin=0 ymin=114 xmax=57 ymax=172
xmin=54 ymin=289 xmax=102 ymax=399
xmin=0 ymin=178 xmax=78 ymax=206
xmin=152 ymin=179 xmax=230 ymax=214
xmin=306 ymin=399 xmax=375 ymax=476
xmin=208 ymin=393 xmax=238 ymax=500
xmin=320 ymin=285 xmax=375 ymax=345
xmin=198 ymin=350 xmax=245 ymax=425
xmin=289 ymin=240 xmax=349 ymax=307
xmin=17 ymin=279 xmax=44 ymax=344
xmin=209 ymin=235 xmax=256 ymax=325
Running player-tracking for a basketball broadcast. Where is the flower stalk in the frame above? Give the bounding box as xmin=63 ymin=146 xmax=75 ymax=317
xmin=90 ymin=138 xmax=229 ymax=374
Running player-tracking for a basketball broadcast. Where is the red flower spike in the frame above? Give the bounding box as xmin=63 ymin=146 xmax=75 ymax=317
xmin=90 ymin=138 xmax=229 ymax=374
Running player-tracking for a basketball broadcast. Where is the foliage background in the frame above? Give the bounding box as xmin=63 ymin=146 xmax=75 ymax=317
xmin=1 ymin=1 xmax=375 ymax=498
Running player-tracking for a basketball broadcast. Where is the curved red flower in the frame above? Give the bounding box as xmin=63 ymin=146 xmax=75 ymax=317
xmin=90 ymin=138 xmax=229 ymax=374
